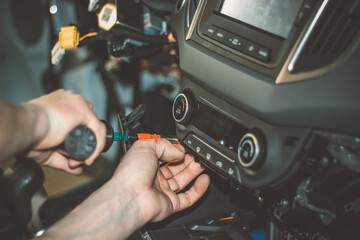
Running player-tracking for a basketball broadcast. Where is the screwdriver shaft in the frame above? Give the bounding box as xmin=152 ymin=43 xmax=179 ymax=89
xmin=114 ymin=133 xmax=178 ymax=142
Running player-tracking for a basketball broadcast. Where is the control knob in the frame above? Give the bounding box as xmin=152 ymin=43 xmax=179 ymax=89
xmin=172 ymin=90 xmax=195 ymax=125
xmin=237 ymin=131 xmax=266 ymax=170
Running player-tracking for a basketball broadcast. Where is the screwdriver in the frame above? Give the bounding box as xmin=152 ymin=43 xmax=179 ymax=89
xmin=62 ymin=120 xmax=178 ymax=160
xmin=114 ymin=132 xmax=179 ymax=142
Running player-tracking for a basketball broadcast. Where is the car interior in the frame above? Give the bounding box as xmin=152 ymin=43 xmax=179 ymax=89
xmin=0 ymin=0 xmax=359 ymax=239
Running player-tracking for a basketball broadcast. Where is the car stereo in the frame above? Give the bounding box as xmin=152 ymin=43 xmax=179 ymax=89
xmin=186 ymin=0 xmax=321 ymax=78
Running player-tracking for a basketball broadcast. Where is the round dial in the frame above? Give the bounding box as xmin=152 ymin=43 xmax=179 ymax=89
xmin=172 ymin=91 xmax=194 ymax=125
xmin=238 ymin=132 xmax=265 ymax=170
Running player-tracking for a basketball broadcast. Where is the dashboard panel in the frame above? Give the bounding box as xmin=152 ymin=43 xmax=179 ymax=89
xmin=171 ymin=0 xmax=360 ymax=189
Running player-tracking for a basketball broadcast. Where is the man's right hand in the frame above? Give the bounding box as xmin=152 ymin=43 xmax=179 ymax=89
xmin=26 ymin=89 xmax=106 ymax=174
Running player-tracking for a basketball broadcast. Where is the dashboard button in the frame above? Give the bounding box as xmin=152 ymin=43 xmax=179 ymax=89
xmin=196 ymin=146 xmax=201 ymax=153
xmin=212 ymin=29 xmax=228 ymax=42
xmin=242 ymin=42 xmax=258 ymax=56
xmin=184 ymin=134 xmax=238 ymax=179
xmin=203 ymin=25 xmax=218 ymax=38
xmin=228 ymin=167 xmax=234 ymax=176
xmin=255 ymin=47 xmax=270 ymax=62
xmin=224 ymin=33 xmax=246 ymax=51
xmin=184 ymin=135 xmax=196 ymax=151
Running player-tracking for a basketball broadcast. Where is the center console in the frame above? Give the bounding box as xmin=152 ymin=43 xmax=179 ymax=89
xmin=169 ymin=0 xmax=360 ymax=190
xmin=148 ymin=0 xmax=360 ymax=239
xmin=172 ymin=85 xmax=310 ymax=190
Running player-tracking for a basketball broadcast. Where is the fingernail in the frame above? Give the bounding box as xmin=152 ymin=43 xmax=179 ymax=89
xmin=198 ymin=162 xmax=205 ymax=169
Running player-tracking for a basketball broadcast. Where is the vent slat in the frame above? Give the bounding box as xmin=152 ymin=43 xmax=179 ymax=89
xmin=293 ymin=0 xmax=360 ymax=73
xmin=305 ymin=2 xmax=338 ymax=55
xmin=305 ymin=1 xmax=340 ymax=55
xmin=317 ymin=16 xmax=342 ymax=55
xmin=327 ymin=20 xmax=351 ymax=55
xmin=320 ymin=2 xmax=354 ymax=55
xmin=338 ymin=22 xmax=360 ymax=54
xmin=304 ymin=0 xmax=360 ymax=57
xmin=348 ymin=0 xmax=360 ymax=15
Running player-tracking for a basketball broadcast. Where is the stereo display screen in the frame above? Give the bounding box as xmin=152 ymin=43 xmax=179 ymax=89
xmin=220 ymin=0 xmax=303 ymax=38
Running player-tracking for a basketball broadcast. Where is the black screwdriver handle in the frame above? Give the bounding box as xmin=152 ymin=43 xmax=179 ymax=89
xmin=62 ymin=120 xmax=114 ymax=160
xmin=102 ymin=120 xmax=114 ymax=152
xmin=63 ymin=125 xmax=97 ymax=160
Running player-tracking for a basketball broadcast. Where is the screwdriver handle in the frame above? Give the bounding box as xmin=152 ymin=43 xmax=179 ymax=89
xmin=102 ymin=120 xmax=115 ymax=152
xmin=62 ymin=120 xmax=114 ymax=160
xmin=63 ymin=125 xmax=97 ymax=160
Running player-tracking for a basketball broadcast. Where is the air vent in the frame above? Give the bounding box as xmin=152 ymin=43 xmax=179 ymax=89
xmin=293 ymin=0 xmax=360 ymax=73
xmin=187 ymin=0 xmax=200 ymax=29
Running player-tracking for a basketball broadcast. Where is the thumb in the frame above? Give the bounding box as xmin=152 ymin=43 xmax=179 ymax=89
xmin=153 ymin=139 xmax=186 ymax=163
xmin=125 ymin=139 xmax=186 ymax=166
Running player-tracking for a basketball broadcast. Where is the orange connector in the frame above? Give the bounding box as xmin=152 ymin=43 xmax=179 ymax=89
xmin=59 ymin=26 xmax=79 ymax=50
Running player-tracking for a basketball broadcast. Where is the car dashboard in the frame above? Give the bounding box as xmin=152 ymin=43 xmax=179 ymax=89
xmin=158 ymin=0 xmax=360 ymax=239
xmin=1 ymin=0 xmax=359 ymax=239
xmin=171 ymin=0 xmax=360 ymax=189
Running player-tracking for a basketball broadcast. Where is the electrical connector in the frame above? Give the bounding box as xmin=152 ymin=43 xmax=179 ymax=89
xmin=59 ymin=26 xmax=79 ymax=50
xmin=98 ymin=3 xmax=117 ymax=31
xmin=51 ymin=41 xmax=65 ymax=65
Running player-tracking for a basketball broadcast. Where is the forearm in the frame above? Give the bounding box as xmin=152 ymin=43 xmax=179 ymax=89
xmin=40 ymin=178 xmax=148 ymax=240
xmin=0 ymin=101 xmax=49 ymax=163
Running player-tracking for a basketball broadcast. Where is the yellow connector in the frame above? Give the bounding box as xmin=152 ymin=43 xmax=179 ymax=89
xmin=59 ymin=26 xmax=79 ymax=50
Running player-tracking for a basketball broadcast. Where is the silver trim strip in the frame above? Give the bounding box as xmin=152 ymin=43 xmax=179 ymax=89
xmin=186 ymin=0 xmax=205 ymax=40
xmin=287 ymin=0 xmax=330 ymax=72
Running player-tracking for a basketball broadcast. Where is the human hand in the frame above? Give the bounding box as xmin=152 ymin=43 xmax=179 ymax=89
xmin=112 ymin=139 xmax=210 ymax=223
xmin=39 ymin=139 xmax=209 ymax=240
xmin=26 ymin=89 xmax=106 ymax=175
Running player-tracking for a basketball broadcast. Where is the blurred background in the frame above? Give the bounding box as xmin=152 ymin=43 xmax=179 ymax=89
xmin=0 ymin=0 xmax=181 ymax=237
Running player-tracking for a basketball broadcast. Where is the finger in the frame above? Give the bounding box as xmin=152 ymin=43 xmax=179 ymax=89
xmin=167 ymin=158 xmax=204 ymax=192
xmin=174 ymin=174 xmax=210 ymax=213
xmin=43 ymin=152 xmax=83 ymax=175
xmin=171 ymin=142 xmax=186 ymax=153
xmin=153 ymin=139 xmax=185 ymax=163
xmin=160 ymin=154 xmax=194 ymax=179
xmin=68 ymin=159 xmax=83 ymax=168
xmin=87 ymin=101 xmax=94 ymax=111
xmin=28 ymin=150 xmax=53 ymax=164
xmin=123 ymin=139 xmax=186 ymax=167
